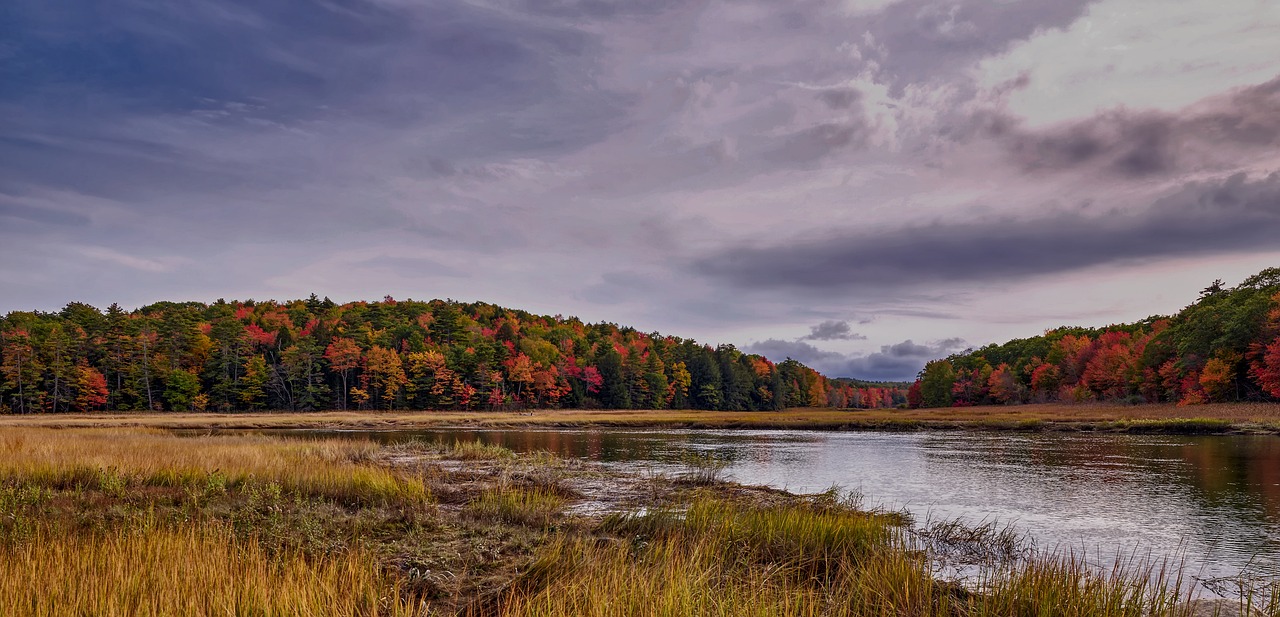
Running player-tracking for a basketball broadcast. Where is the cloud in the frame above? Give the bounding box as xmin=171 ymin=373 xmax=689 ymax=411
xmin=4 ymin=0 xmax=1280 ymax=381
xmin=975 ymin=0 xmax=1280 ymax=126
xmin=744 ymin=339 xmax=848 ymax=367
xmin=801 ymin=320 xmax=867 ymax=341
xmin=984 ymin=77 xmax=1280 ymax=179
xmin=855 ymin=0 xmax=1094 ymax=91
xmin=746 ymin=336 xmax=967 ymax=381
xmin=837 ymin=337 xmax=968 ymax=381
xmin=692 ymin=172 xmax=1280 ymax=294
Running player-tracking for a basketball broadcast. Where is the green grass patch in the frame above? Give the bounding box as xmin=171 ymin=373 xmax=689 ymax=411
xmin=1111 ymin=418 xmax=1235 ymax=434
xmin=467 ymin=486 xmax=565 ymax=527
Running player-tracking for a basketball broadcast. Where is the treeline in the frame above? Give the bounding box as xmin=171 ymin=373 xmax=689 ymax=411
xmin=910 ymin=268 xmax=1280 ymax=408
xmin=830 ymin=378 xmax=910 ymax=410
xmin=0 ymin=296 xmax=869 ymax=414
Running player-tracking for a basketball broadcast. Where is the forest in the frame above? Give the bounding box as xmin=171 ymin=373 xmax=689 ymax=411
xmin=0 ymin=296 xmax=906 ymax=414
xmin=910 ymin=268 xmax=1280 ymax=408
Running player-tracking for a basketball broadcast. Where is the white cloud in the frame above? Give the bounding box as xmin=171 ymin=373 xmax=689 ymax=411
xmin=977 ymin=0 xmax=1280 ymax=126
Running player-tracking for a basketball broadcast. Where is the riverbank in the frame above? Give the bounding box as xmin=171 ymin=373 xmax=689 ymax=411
xmin=0 ymin=425 xmax=1274 ymax=615
xmin=3 ymin=402 xmax=1280 ymax=434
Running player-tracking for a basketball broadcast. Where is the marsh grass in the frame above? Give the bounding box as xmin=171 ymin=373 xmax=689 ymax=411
xmin=3 ymin=402 xmax=1280 ymax=434
xmin=0 ymin=427 xmax=431 ymax=507
xmin=444 ymin=439 xmax=518 ymax=461
xmin=0 ymin=424 xmax=1267 ymax=617
xmin=679 ymin=451 xmax=730 ymax=485
xmin=468 ymin=486 xmax=566 ymax=527
xmin=1106 ymin=418 xmax=1236 ymax=434
xmin=0 ymin=524 xmax=419 ymax=617
xmin=501 ymin=496 xmax=1205 ymax=617
xmin=913 ymin=518 xmax=1029 ymax=563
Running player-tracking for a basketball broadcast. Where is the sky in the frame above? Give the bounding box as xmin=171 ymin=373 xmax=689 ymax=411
xmin=2 ymin=0 xmax=1280 ymax=381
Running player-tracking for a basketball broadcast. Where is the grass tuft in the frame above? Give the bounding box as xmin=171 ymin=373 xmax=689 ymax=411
xmin=467 ymin=486 xmax=566 ymax=527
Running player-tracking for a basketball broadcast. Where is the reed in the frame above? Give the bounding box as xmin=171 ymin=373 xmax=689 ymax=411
xmin=0 ymin=427 xmax=430 ymax=507
xmin=468 ymin=486 xmax=566 ymax=527
xmin=501 ymin=497 xmax=1198 ymax=617
xmin=0 ymin=524 xmax=419 ymax=617
xmin=444 ymin=439 xmax=517 ymax=461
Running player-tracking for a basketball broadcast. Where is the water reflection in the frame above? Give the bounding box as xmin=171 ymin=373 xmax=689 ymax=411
xmin=264 ymin=427 xmax=1280 ymax=583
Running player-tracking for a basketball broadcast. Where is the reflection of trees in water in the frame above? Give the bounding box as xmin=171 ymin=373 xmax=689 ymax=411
xmin=1178 ymin=436 xmax=1280 ymax=520
xmin=920 ymin=433 xmax=1280 ymax=524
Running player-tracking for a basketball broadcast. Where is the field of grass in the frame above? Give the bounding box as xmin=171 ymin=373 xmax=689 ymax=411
xmin=0 ymin=425 xmax=1273 ymax=616
xmin=2 ymin=401 xmax=1279 ymax=434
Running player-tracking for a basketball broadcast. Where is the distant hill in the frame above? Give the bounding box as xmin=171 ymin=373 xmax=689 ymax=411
xmin=0 ymin=296 xmax=902 ymax=413
xmin=911 ymin=268 xmax=1280 ymax=408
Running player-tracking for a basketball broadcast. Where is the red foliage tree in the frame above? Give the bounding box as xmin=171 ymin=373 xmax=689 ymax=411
xmin=73 ymin=364 xmax=109 ymax=412
xmin=1249 ymin=338 xmax=1280 ymax=398
xmin=906 ymin=380 xmax=923 ymax=409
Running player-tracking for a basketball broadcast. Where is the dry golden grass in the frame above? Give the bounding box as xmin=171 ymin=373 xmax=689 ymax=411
xmin=498 ymin=499 xmax=1212 ymax=617
xmin=0 ymin=424 xmax=1272 ymax=616
xmin=0 ymin=427 xmax=430 ymax=506
xmin=0 ymin=402 xmax=1277 ymax=433
xmin=0 ymin=524 xmax=419 ymax=617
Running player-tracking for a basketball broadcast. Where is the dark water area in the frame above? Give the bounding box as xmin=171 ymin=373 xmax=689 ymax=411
xmin=268 ymin=427 xmax=1280 ymax=586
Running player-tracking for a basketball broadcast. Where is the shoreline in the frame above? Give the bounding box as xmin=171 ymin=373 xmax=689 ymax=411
xmin=1 ymin=402 xmax=1279 ymax=435
xmin=0 ymin=424 xmax=1272 ymax=614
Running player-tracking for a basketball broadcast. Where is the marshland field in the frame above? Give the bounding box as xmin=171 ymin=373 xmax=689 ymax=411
xmin=2 ymin=404 xmax=1279 ymax=615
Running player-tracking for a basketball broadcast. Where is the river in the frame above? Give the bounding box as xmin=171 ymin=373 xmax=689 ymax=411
xmin=296 ymin=427 xmax=1280 ymax=589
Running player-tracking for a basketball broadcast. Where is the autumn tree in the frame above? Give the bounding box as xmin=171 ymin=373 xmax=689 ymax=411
xmin=325 ymin=338 xmax=362 ymax=409
xmin=239 ymin=356 xmax=269 ymax=410
xmin=987 ymin=363 xmax=1020 ymax=404
xmin=1199 ymin=356 xmax=1236 ymax=402
xmin=363 ymin=345 xmax=407 ymax=409
xmin=73 ymin=364 xmax=109 ymax=412
xmin=1249 ymin=338 xmax=1280 ymax=398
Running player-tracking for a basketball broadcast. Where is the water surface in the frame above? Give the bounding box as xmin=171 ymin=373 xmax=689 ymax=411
xmin=291 ymin=427 xmax=1280 ymax=585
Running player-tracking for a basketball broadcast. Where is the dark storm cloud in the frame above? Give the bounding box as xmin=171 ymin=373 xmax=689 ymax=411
xmin=801 ymin=320 xmax=866 ymax=341
xmin=693 ymin=172 xmax=1280 ymax=292
xmin=988 ymin=77 xmax=1280 ymax=178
